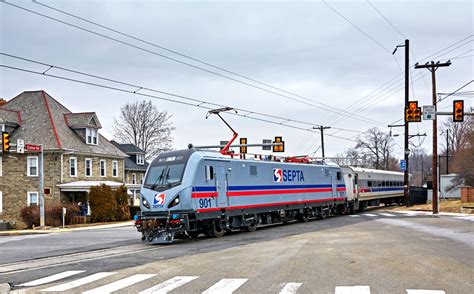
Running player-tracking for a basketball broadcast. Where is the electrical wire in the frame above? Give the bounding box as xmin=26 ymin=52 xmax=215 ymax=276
xmin=437 ymin=80 xmax=474 ymax=103
xmin=0 ymin=55 xmax=362 ymax=142
xmin=0 ymin=0 xmax=386 ymax=127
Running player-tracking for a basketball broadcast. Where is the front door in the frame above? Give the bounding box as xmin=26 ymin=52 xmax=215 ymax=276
xmin=215 ymin=162 xmax=229 ymax=208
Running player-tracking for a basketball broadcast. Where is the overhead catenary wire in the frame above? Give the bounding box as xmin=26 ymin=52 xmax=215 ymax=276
xmin=1 ymin=0 xmax=386 ymax=127
xmin=0 ymin=54 xmax=362 ymax=142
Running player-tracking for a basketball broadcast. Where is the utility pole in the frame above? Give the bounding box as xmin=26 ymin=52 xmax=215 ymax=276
xmin=393 ymin=39 xmax=410 ymax=206
xmin=314 ymin=126 xmax=331 ymax=159
xmin=414 ymin=60 xmax=451 ymax=214
xmin=446 ymin=129 xmax=449 ymax=174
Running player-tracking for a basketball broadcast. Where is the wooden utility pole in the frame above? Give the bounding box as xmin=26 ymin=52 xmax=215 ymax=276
xmin=414 ymin=61 xmax=451 ymax=214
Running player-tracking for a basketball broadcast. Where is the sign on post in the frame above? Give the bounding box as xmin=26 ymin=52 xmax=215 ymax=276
xmin=25 ymin=144 xmax=41 ymax=152
xmin=423 ymin=105 xmax=435 ymax=120
xmin=262 ymin=139 xmax=272 ymax=151
xmin=400 ymin=159 xmax=406 ymax=171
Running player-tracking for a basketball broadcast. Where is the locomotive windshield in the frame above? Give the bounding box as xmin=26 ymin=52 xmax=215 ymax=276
xmin=142 ymin=149 xmax=195 ymax=192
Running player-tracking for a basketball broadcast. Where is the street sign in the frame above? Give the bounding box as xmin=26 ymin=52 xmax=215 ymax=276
xmin=423 ymin=105 xmax=435 ymax=120
xmin=400 ymin=159 xmax=406 ymax=171
xmin=262 ymin=139 xmax=272 ymax=150
xmin=25 ymin=144 xmax=41 ymax=152
xmin=17 ymin=139 xmax=25 ymax=153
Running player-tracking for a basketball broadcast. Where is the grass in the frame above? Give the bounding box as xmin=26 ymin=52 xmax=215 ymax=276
xmin=392 ymin=199 xmax=474 ymax=214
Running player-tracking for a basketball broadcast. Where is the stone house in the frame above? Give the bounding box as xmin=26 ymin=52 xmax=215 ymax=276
xmin=0 ymin=90 xmax=128 ymax=228
xmin=112 ymin=141 xmax=149 ymax=207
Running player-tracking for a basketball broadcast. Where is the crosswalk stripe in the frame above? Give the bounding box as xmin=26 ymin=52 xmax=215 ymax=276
xmin=335 ymin=285 xmax=371 ymax=294
xmin=363 ymin=213 xmax=377 ymax=217
xmin=39 ymin=272 xmax=116 ymax=292
xmin=406 ymin=290 xmax=446 ymax=294
xmin=349 ymin=215 xmax=360 ymax=217
xmin=139 ymin=276 xmax=198 ymax=294
xmin=19 ymin=271 xmax=85 ymax=287
xmin=202 ymin=278 xmax=248 ymax=294
xmin=83 ymin=274 xmax=156 ymax=294
xmin=279 ymin=282 xmax=302 ymax=293
xmin=379 ymin=213 xmax=396 ymax=217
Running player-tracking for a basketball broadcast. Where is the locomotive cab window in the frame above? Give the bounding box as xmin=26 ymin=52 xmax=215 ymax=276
xmin=205 ymin=165 xmax=214 ymax=181
xmin=336 ymin=171 xmax=342 ymax=181
xmin=368 ymin=181 xmax=372 ymax=187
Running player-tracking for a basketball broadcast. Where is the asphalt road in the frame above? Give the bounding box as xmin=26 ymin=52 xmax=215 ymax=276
xmin=0 ymin=210 xmax=472 ymax=293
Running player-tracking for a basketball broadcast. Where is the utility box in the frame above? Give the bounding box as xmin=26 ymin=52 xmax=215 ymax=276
xmin=0 ymin=221 xmax=11 ymax=231
xmin=440 ymin=174 xmax=461 ymax=199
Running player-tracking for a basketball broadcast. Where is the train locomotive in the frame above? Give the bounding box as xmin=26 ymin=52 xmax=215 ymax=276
xmin=135 ymin=148 xmax=404 ymax=244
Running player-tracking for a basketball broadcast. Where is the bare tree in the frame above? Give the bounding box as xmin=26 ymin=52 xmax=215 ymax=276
xmin=334 ymin=147 xmax=365 ymax=166
xmin=114 ymin=100 xmax=175 ymax=159
xmin=355 ymin=127 xmax=395 ymax=170
xmin=440 ymin=116 xmax=472 ymax=155
xmin=449 ymin=119 xmax=474 ymax=188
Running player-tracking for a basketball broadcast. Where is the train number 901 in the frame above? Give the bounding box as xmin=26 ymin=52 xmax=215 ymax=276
xmin=199 ymin=198 xmax=213 ymax=208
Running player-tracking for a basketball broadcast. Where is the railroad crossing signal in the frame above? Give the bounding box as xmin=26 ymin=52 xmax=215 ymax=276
xmin=405 ymin=101 xmax=421 ymax=123
xmin=239 ymin=138 xmax=247 ymax=154
xmin=273 ymin=136 xmax=285 ymax=152
xmin=453 ymin=100 xmax=464 ymax=122
xmin=2 ymin=132 xmax=10 ymax=153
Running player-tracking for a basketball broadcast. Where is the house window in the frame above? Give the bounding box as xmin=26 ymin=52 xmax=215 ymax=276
xmin=100 ymin=159 xmax=106 ymax=177
xmin=140 ymin=174 xmax=144 ymax=184
xmin=112 ymin=160 xmax=118 ymax=177
xmin=136 ymin=154 xmax=145 ymax=165
xmin=27 ymin=191 xmax=39 ymax=206
xmin=86 ymin=128 xmax=98 ymax=145
xmin=0 ymin=156 xmax=2 ymax=177
xmin=131 ymin=173 xmax=136 ymax=184
xmin=85 ymin=158 xmax=92 ymax=177
xmin=70 ymin=157 xmax=77 ymax=177
xmin=27 ymin=156 xmax=39 ymax=176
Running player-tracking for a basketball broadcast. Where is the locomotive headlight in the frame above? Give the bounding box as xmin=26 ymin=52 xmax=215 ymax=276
xmin=142 ymin=197 xmax=151 ymax=209
xmin=168 ymin=195 xmax=180 ymax=208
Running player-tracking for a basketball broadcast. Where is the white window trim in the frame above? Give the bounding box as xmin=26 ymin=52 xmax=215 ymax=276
xmin=70 ymin=157 xmax=77 ymax=177
xmin=131 ymin=173 xmax=136 ymax=184
xmin=85 ymin=158 xmax=93 ymax=177
xmin=27 ymin=191 xmax=39 ymax=206
xmin=112 ymin=160 xmax=118 ymax=177
xmin=140 ymin=174 xmax=144 ymax=184
xmin=100 ymin=159 xmax=106 ymax=177
xmin=27 ymin=156 xmax=39 ymax=177
xmin=136 ymin=154 xmax=145 ymax=165
xmin=86 ymin=128 xmax=99 ymax=145
xmin=0 ymin=191 xmax=3 ymax=214
xmin=0 ymin=156 xmax=2 ymax=177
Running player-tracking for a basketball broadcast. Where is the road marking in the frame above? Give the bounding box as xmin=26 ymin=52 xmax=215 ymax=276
xmin=0 ymin=234 xmax=56 ymax=244
xmin=279 ymin=282 xmax=302 ymax=293
xmin=454 ymin=216 xmax=474 ymax=222
xmin=335 ymin=285 xmax=371 ymax=294
xmin=349 ymin=215 xmax=360 ymax=217
xmin=362 ymin=213 xmax=377 ymax=217
xmin=139 ymin=276 xmax=198 ymax=294
xmin=406 ymin=290 xmax=446 ymax=294
xmin=18 ymin=270 xmax=85 ymax=287
xmin=202 ymin=278 xmax=248 ymax=294
xmin=83 ymin=274 xmax=156 ymax=294
xmin=39 ymin=272 xmax=116 ymax=292
xmin=378 ymin=213 xmax=396 ymax=217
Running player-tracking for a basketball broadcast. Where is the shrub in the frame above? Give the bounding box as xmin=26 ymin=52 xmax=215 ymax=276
xmin=89 ymin=184 xmax=117 ymax=223
xmin=115 ymin=185 xmax=131 ymax=221
xmin=19 ymin=204 xmax=82 ymax=228
xmin=20 ymin=206 xmax=39 ymax=228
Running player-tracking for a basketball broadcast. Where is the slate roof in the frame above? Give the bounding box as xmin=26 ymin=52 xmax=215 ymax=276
xmin=124 ymin=157 xmax=149 ymax=171
xmin=64 ymin=112 xmax=102 ymax=129
xmin=111 ymin=141 xmax=145 ymax=154
xmin=111 ymin=141 xmax=148 ymax=171
xmin=2 ymin=91 xmax=127 ymax=158
xmin=0 ymin=108 xmax=21 ymax=126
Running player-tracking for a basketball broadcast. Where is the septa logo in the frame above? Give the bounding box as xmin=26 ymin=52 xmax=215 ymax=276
xmin=153 ymin=193 xmax=165 ymax=207
xmin=273 ymin=168 xmax=283 ymax=182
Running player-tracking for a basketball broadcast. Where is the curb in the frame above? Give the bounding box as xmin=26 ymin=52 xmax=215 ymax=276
xmin=0 ymin=221 xmax=134 ymax=236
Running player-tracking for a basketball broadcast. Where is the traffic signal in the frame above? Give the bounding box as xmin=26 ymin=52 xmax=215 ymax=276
xmin=405 ymin=101 xmax=421 ymax=123
xmin=2 ymin=132 xmax=10 ymax=153
xmin=239 ymin=137 xmax=247 ymax=154
xmin=273 ymin=136 xmax=285 ymax=152
xmin=453 ymin=100 xmax=464 ymax=122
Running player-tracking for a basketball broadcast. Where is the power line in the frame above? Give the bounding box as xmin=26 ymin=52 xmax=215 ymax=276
xmin=416 ymin=34 xmax=473 ymax=63
xmin=366 ymin=0 xmax=405 ymax=38
xmin=322 ymin=0 xmax=391 ymax=53
xmin=0 ymin=54 xmax=361 ymax=142
xmin=437 ymin=80 xmax=474 ymax=103
xmin=1 ymin=0 xmax=386 ymax=127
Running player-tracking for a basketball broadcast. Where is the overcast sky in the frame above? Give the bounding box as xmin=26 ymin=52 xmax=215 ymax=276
xmin=1 ymin=0 xmax=473 ymax=160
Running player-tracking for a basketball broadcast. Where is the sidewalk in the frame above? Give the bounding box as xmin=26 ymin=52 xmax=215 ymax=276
xmin=0 ymin=221 xmax=134 ymax=236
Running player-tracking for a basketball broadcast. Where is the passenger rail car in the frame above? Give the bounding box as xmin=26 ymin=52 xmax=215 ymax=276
xmin=136 ymin=149 xmax=347 ymax=244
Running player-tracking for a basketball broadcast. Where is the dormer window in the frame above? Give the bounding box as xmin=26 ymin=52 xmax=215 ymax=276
xmin=86 ymin=128 xmax=98 ymax=145
xmin=136 ymin=154 xmax=145 ymax=165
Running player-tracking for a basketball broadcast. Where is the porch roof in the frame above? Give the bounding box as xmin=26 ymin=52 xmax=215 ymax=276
xmin=57 ymin=180 xmax=124 ymax=192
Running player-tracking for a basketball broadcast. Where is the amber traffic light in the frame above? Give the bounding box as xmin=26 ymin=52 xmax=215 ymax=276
xmin=2 ymin=132 xmax=10 ymax=153
xmin=273 ymin=136 xmax=285 ymax=152
xmin=453 ymin=100 xmax=464 ymax=122
xmin=239 ymin=137 xmax=247 ymax=154
xmin=405 ymin=101 xmax=421 ymax=123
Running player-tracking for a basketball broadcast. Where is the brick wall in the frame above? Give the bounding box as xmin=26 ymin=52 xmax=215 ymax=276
xmin=460 ymin=186 xmax=474 ymax=203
